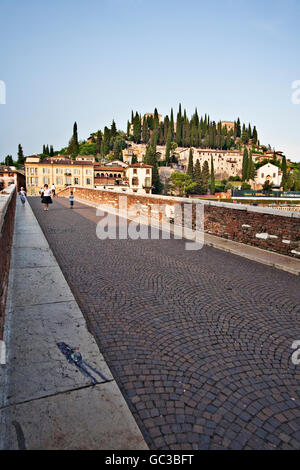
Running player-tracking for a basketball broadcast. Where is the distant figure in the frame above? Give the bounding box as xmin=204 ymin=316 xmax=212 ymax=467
xmin=69 ymin=190 xmax=74 ymax=209
xmin=41 ymin=184 xmax=53 ymax=211
xmin=19 ymin=187 xmax=26 ymax=206
xmin=51 ymin=183 xmax=56 ymax=197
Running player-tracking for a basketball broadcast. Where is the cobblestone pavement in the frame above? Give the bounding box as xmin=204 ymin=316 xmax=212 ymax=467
xmin=29 ymin=197 xmax=300 ymax=450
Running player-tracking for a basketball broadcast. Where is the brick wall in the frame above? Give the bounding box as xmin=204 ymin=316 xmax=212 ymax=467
xmin=0 ymin=186 xmax=16 ymax=339
xmin=57 ymin=187 xmax=300 ymax=258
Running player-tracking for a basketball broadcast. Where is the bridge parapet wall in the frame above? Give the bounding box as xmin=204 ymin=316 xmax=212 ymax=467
xmin=57 ymin=186 xmax=300 ymax=258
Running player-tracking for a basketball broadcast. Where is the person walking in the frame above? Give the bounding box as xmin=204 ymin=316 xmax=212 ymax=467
xmin=41 ymin=184 xmax=53 ymax=211
xmin=51 ymin=183 xmax=56 ymax=197
xmin=19 ymin=187 xmax=26 ymax=206
xmin=69 ymin=190 xmax=74 ymax=209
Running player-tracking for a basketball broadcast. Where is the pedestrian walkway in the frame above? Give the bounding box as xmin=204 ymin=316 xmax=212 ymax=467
xmin=0 ymin=198 xmax=148 ymax=450
xmin=27 ymin=196 xmax=300 ymax=450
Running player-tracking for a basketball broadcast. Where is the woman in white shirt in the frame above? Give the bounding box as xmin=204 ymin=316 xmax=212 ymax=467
xmin=41 ymin=184 xmax=53 ymax=211
xmin=19 ymin=187 xmax=26 ymax=206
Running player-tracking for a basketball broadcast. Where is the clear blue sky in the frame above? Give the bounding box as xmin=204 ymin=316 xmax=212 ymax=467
xmin=1 ymin=0 xmax=300 ymax=161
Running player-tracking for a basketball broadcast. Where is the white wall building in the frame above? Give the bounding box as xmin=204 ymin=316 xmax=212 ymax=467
xmin=255 ymin=163 xmax=282 ymax=187
xmin=125 ymin=163 xmax=152 ymax=194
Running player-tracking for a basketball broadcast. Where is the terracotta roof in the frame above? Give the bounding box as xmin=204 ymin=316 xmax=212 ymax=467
xmin=27 ymin=159 xmax=94 ymax=166
xmin=127 ymin=163 xmax=153 ymax=168
xmin=94 ymin=166 xmax=125 ymax=172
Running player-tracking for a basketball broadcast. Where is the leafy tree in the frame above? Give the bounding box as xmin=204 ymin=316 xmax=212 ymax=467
xmin=263 ymin=179 xmax=273 ymax=191
xmin=170 ymin=172 xmax=196 ymax=197
xmin=131 ymin=154 xmax=138 ymax=164
xmin=5 ymin=155 xmax=13 ymax=166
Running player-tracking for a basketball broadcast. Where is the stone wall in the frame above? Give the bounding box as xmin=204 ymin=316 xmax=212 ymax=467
xmin=57 ymin=186 xmax=300 ymax=258
xmin=0 ymin=185 xmax=16 ymax=339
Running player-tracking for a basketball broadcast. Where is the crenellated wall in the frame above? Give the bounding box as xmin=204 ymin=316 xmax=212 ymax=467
xmin=57 ymin=186 xmax=300 ymax=258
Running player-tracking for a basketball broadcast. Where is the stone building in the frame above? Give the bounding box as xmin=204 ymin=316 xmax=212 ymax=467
xmin=25 ymin=156 xmax=94 ymax=195
xmin=0 ymin=166 xmax=25 ymax=191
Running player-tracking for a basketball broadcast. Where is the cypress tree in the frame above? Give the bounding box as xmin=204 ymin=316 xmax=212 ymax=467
xmin=202 ymin=160 xmax=210 ymax=194
xmin=242 ymin=148 xmax=249 ymax=181
xmin=247 ymin=151 xmax=255 ymax=181
xmin=252 ymin=126 xmax=258 ymax=145
xmin=165 ymin=127 xmax=172 ymax=163
xmin=281 ymin=155 xmax=288 ymax=190
xmin=96 ymin=130 xmax=102 ymax=155
xmin=133 ymin=112 xmax=141 ymax=143
xmin=170 ymin=108 xmax=174 ymax=139
xmin=142 ymin=118 xmax=149 ymax=143
xmin=127 ymin=120 xmax=131 ymax=136
xmin=194 ymin=159 xmax=203 ymax=194
xmin=17 ymin=144 xmax=24 ymax=164
xmin=103 ymin=126 xmax=111 ymax=156
xmin=111 ymin=120 xmax=117 ymax=137
xmin=50 ymin=145 xmax=54 ymax=157
xmin=187 ymin=148 xmax=194 ymax=179
xmin=73 ymin=122 xmax=79 ymax=155
xmin=210 ymin=155 xmax=215 ymax=195
xmin=176 ymin=104 xmax=182 ymax=146
xmin=236 ymin=118 xmax=241 ymax=138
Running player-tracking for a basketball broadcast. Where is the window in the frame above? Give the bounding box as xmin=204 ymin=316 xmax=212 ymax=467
xmin=133 ymin=169 xmax=137 ymax=174
xmin=74 ymin=177 xmax=79 ymax=185
xmin=273 ymin=173 xmax=276 ymax=178
xmin=132 ymin=177 xmax=139 ymax=186
xmin=146 ymin=169 xmax=150 ymax=175
xmin=86 ymin=178 xmax=91 ymax=185
xmin=56 ymin=177 xmax=63 ymax=185
xmin=74 ymin=169 xmax=80 ymax=175
xmin=43 ymin=168 xmax=50 ymax=174
xmin=65 ymin=177 xmax=72 ymax=185
xmin=261 ymin=173 xmax=264 ymax=178
xmin=86 ymin=169 xmax=92 ymax=175
xmin=30 ymin=168 xmax=35 ymax=175
xmin=144 ymin=177 xmax=151 ymax=187
xmin=56 ymin=168 xmax=63 ymax=175
xmin=43 ymin=177 xmax=49 ymax=184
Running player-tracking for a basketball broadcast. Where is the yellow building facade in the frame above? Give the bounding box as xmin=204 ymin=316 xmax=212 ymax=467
xmin=25 ymin=156 xmax=94 ymax=195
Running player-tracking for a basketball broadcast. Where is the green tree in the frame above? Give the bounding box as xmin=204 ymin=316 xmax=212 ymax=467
xmin=187 ymin=148 xmax=194 ymax=179
xmin=242 ymin=148 xmax=249 ymax=181
xmin=131 ymin=154 xmax=138 ymax=164
xmin=281 ymin=155 xmax=288 ymax=190
xmin=5 ymin=155 xmax=13 ymax=166
xmin=194 ymin=159 xmax=203 ymax=194
xmin=133 ymin=112 xmax=141 ymax=143
xmin=210 ymin=155 xmax=215 ymax=195
xmin=17 ymin=144 xmax=25 ymax=164
xmin=95 ymin=130 xmax=102 ymax=156
xmin=170 ymin=172 xmax=196 ymax=197
xmin=202 ymin=160 xmax=210 ymax=194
